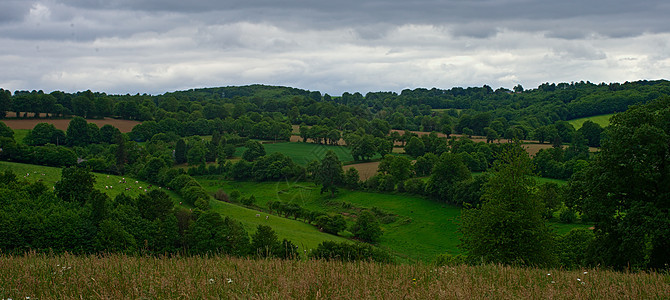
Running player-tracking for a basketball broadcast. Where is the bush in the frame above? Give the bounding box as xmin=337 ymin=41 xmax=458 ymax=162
xmin=229 ymin=190 xmax=241 ymax=202
xmin=214 ymin=189 xmax=229 ymax=202
xmin=557 ymin=228 xmax=595 ymax=268
xmin=559 ymin=207 xmax=577 ymax=224
xmin=241 ymin=195 xmax=256 ymax=206
xmin=309 ymin=241 xmax=392 ymax=263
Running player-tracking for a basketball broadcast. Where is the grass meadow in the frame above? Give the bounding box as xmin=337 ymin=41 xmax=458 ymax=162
xmin=567 ymin=113 xmax=615 ymax=130
xmin=198 ymin=178 xmax=590 ymax=262
xmin=11 ymin=128 xmax=29 ymax=144
xmin=1 ymin=252 xmax=668 ymax=299
xmin=234 ymin=142 xmax=378 ymax=165
xmin=0 ymin=161 xmax=182 ymax=202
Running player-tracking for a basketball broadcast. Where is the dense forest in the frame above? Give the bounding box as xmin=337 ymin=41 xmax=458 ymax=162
xmin=0 ymin=80 xmax=668 ymax=270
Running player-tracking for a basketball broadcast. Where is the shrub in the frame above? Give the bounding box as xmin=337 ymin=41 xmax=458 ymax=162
xmin=309 ymin=241 xmax=392 ymax=263
xmin=241 ymin=195 xmax=256 ymax=206
xmin=559 ymin=207 xmax=577 ymax=224
xmin=229 ymin=190 xmax=241 ymax=202
xmin=214 ymin=189 xmax=229 ymax=202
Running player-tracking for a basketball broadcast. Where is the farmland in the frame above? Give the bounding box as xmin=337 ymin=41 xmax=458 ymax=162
xmin=1 ymin=117 xmax=140 ymax=132
xmin=2 ymin=252 xmax=667 ymax=299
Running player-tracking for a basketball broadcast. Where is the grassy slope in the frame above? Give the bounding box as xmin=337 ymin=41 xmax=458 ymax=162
xmin=197 ymin=178 xmax=590 ymax=262
xmin=0 ymin=161 xmax=182 ymax=202
xmin=12 ymin=129 xmax=29 ymax=144
xmin=568 ymin=113 xmax=615 ymax=130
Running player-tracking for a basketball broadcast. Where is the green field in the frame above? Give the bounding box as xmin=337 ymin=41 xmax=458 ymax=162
xmin=568 ymin=113 xmax=615 ymax=130
xmin=235 ymin=142 xmax=370 ymax=165
xmin=197 ymin=178 xmax=588 ymax=262
xmin=12 ymin=129 xmax=29 ymax=144
xmin=0 ymin=161 xmax=182 ymax=202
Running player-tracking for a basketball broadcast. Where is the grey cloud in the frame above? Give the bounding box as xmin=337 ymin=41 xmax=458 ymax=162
xmin=46 ymin=0 xmax=670 ymax=39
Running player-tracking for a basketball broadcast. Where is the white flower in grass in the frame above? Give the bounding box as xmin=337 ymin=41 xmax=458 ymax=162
xmin=227 ymin=278 xmax=233 ymax=283
xmin=209 ymin=278 xmax=215 ymax=284
xmin=583 ymin=271 xmax=588 ymax=275
xmin=546 ymin=273 xmax=551 ymax=276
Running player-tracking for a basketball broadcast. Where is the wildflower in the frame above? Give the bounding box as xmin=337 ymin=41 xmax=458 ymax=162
xmin=577 ymin=278 xmax=581 ymax=282
xmin=583 ymin=271 xmax=588 ymax=275
xmin=551 ymin=281 xmax=555 ymax=284
xmin=547 ymin=273 xmax=551 ymax=276
xmin=209 ymin=278 xmax=215 ymax=284
xmin=412 ymin=278 xmax=417 ymax=284
xmin=227 ymin=278 xmax=233 ymax=284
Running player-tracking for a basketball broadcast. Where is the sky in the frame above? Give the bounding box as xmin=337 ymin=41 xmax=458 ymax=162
xmin=1 ymin=0 xmax=669 ymax=96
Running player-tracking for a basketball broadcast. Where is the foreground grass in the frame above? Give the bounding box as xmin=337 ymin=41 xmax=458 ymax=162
xmin=1 ymin=253 xmax=668 ymax=299
xmin=568 ymin=113 xmax=615 ymax=130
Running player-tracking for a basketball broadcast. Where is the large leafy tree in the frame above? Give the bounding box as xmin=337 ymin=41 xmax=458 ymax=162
xmin=426 ymin=152 xmax=471 ymax=202
xmin=569 ymin=97 xmax=670 ymax=269
xmin=54 ymin=166 xmax=95 ymax=205
xmin=66 ymin=117 xmax=90 ymax=147
xmin=460 ymin=142 xmax=556 ymax=266
xmin=350 ymin=210 xmax=382 ymax=243
xmin=314 ymin=150 xmax=344 ymax=197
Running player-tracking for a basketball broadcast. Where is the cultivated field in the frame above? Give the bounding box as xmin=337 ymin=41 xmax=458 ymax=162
xmin=2 ymin=117 xmax=140 ymax=132
xmin=345 ymin=161 xmax=380 ymax=180
xmin=2 ymin=253 xmax=667 ymax=299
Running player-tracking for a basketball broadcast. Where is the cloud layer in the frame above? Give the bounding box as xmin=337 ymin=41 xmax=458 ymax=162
xmin=1 ymin=0 xmax=669 ymax=95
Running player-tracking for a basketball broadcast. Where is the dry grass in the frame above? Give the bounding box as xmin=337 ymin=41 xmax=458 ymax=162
xmin=2 ymin=117 xmax=141 ymax=132
xmin=1 ymin=253 xmax=668 ymax=299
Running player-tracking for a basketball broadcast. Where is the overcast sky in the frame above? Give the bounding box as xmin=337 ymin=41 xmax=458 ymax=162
xmin=1 ymin=0 xmax=669 ymax=95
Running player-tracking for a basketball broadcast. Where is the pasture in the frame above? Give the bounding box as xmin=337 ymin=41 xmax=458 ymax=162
xmin=2 ymin=117 xmax=140 ymax=132
xmin=196 ymin=178 xmax=588 ymax=262
xmin=11 ymin=129 xmax=29 ymax=144
xmin=3 ymin=253 xmax=667 ymax=299
xmin=235 ymin=142 xmax=364 ymax=165
xmin=0 ymin=161 xmax=181 ymax=201
xmin=568 ymin=113 xmax=615 ymax=130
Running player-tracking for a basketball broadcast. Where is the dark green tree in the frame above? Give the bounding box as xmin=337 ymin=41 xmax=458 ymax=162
xmin=242 ymin=140 xmax=265 ymax=161
xmin=426 ymin=152 xmax=471 ymax=202
xmin=404 ymin=136 xmax=425 ymax=157
xmin=459 ymin=142 xmax=556 ymax=266
xmin=54 ymin=166 xmax=95 ymax=205
xmin=250 ymin=225 xmax=280 ymax=257
xmin=569 ymin=97 xmax=670 ymax=269
xmin=577 ymin=120 xmax=603 ymax=147
xmin=0 ymin=121 xmax=15 ymax=139
xmin=314 ymin=150 xmax=344 ymax=197
xmin=174 ymin=138 xmax=187 ymax=164
xmin=350 ymin=210 xmax=382 ymax=243
xmin=66 ymin=117 xmax=90 ymax=147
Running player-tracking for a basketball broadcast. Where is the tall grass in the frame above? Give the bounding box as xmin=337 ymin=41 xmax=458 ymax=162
xmin=1 ymin=252 xmax=668 ymax=299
